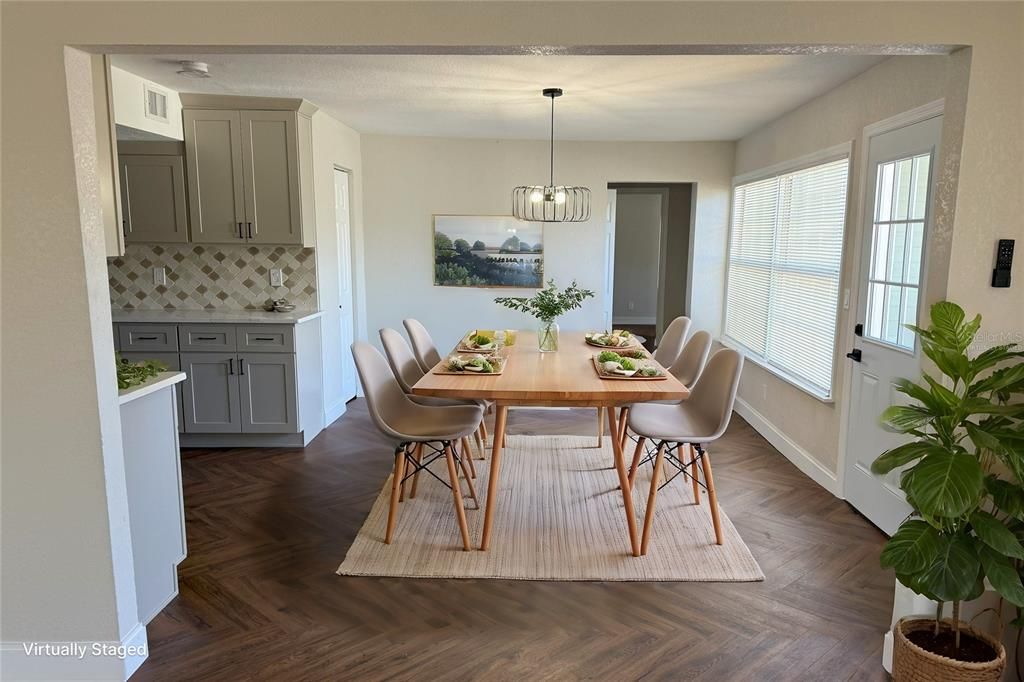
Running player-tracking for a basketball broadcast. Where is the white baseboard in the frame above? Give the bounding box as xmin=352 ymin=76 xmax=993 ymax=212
xmin=733 ymin=397 xmax=841 ymax=498
xmin=612 ymin=316 xmax=656 ymax=325
xmin=1 ymin=622 xmax=148 ymax=681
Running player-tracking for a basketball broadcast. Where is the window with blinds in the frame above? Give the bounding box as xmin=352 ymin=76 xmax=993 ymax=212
xmin=724 ymin=154 xmax=851 ymax=399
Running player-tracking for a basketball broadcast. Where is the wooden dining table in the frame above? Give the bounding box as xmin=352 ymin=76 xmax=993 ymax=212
xmin=410 ymin=330 xmax=689 ymax=557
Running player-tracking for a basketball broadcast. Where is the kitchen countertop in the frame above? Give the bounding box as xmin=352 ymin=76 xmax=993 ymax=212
xmin=112 ymin=309 xmax=323 ymax=324
xmin=118 ymin=371 xmax=187 ymax=405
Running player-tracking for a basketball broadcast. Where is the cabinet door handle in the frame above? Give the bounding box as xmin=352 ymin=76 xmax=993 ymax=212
xmin=238 ymin=222 xmax=244 ymax=239
xmin=253 ymin=337 xmax=276 ymax=342
xmin=239 ymin=358 xmax=246 ymax=375
xmin=136 ymin=336 xmax=159 ymax=341
xmin=195 ymin=336 xmax=218 ymax=341
xmin=247 ymin=222 xmax=253 ymax=239
xmin=228 ymin=358 xmax=235 ymax=375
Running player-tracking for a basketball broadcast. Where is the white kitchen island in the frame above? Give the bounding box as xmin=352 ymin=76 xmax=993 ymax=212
xmin=119 ymin=371 xmax=187 ymax=624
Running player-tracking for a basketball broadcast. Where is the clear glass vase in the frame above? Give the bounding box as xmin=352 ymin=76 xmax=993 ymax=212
xmin=538 ymin=320 xmax=560 ymax=352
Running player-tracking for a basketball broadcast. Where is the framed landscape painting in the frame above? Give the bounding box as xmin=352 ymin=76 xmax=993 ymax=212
xmin=433 ymin=215 xmax=544 ymax=288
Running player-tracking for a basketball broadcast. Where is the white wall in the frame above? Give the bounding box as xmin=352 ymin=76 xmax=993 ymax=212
xmin=110 ymin=65 xmax=183 ymax=140
xmin=613 ymin=192 xmax=662 ymax=324
xmin=732 ymin=55 xmax=953 ymax=483
xmin=361 ymin=135 xmax=734 ymax=351
xmin=311 ymin=111 xmax=366 ymax=424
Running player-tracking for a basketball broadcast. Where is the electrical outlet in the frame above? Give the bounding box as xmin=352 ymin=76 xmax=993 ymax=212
xmin=270 ymin=268 xmax=284 ymax=287
xmin=152 ymin=267 xmax=166 ymax=286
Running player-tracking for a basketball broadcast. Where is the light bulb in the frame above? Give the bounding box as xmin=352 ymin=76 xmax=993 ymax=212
xmin=555 ymin=191 xmax=566 ymax=204
xmin=529 ymin=189 xmax=543 ymax=203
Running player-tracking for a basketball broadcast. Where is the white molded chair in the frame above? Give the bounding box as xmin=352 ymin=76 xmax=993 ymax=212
xmin=352 ymin=342 xmax=483 ymax=551
xmin=626 ymin=348 xmax=744 ymax=553
xmin=402 ymin=318 xmax=443 ymax=373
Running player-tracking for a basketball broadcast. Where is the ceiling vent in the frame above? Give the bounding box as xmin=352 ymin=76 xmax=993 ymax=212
xmin=143 ymin=84 xmax=169 ymax=123
xmin=176 ymin=60 xmax=211 ymax=79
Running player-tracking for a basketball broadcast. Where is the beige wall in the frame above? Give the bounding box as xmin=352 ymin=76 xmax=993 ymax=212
xmin=110 ymin=65 xmax=183 ymax=140
xmin=361 ymin=135 xmax=734 ymax=352
xmin=2 ymin=1 xmax=1022 ymax=671
xmin=732 ymin=55 xmax=952 ymax=478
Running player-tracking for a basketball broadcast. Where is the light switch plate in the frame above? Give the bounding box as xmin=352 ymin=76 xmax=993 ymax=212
xmin=152 ymin=267 xmax=166 ymax=286
xmin=270 ymin=268 xmax=284 ymax=287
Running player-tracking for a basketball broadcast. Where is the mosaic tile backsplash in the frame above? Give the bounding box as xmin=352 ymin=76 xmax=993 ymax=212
xmin=108 ymin=244 xmax=318 ymax=311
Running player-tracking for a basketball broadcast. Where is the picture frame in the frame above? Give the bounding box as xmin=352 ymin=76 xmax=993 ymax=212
xmin=432 ymin=214 xmax=544 ymax=288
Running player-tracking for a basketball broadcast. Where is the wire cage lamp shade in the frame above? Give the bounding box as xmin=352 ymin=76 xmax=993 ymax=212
xmin=512 ymin=88 xmax=591 ymax=223
xmin=512 ymin=185 xmax=591 ymax=222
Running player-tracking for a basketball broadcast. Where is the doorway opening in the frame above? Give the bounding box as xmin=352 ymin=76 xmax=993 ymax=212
xmin=606 ymin=183 xmax=694 ymax=347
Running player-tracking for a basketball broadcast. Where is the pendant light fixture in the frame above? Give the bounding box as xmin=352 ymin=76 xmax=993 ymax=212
xmin=512 ymin=88 xmax=591 ymax=222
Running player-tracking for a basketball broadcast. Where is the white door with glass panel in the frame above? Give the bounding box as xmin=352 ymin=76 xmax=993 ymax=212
xmin=843 ymin=114 xmax=942 ymax=535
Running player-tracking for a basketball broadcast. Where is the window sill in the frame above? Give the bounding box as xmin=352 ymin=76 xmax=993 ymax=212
xmin=721 ymin=337 xmax=836 ymax=405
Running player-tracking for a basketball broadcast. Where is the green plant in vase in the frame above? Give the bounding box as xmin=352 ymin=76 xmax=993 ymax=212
xmin=494 ymin=279 xmax=595 ymax=352
xmin=869 ymin=301 xmax=1024 ymax=679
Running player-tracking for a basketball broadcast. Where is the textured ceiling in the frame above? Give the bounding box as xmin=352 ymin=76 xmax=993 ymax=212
xmin=111 ymin=53 xmax=885 ymax=141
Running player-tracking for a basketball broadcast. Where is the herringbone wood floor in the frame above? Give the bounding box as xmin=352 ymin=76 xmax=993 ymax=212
xmin=136 ymin=403 xmax=892 ymax=681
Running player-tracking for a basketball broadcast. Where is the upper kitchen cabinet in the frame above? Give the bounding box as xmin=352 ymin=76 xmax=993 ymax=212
xmin=181 ymin=95 xmax=318 ymax=246
xmin=118 ymin=142 xmax=189 ymax=244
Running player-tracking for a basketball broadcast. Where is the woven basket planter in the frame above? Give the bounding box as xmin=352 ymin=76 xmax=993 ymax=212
xmin=892 ymin=617 xmax=1005 ymax=682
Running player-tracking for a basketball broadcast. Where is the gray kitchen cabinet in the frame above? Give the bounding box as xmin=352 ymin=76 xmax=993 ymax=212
xmin=182 ymin=109 xmax=246 ymax=243
xmin=238 ymin=353 xmax=298 ymax=433
xmin=119 ymin=147 xmax=189 ymax=244
xmin=240 ymin=111 xmax=303 ymax=245
xmin=180 ymin=352 xmax=242 ymax=433
xmin=180 ymin=95 xmax=317 ymax=246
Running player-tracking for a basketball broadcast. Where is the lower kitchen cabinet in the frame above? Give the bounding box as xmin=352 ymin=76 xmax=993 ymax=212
xmin=180 ymin=352 xmax=242 ymax=433
xmin=238 ymin=353 xmax=298 ymax=433
xmin=112 ymin=315 xmax=324 ymax=447
xmin=120 ymin=351 xmax=184 ymax=433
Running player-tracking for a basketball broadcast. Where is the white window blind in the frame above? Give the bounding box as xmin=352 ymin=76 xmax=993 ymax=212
xmin=724 ymin=154 xmax=851 ymax=399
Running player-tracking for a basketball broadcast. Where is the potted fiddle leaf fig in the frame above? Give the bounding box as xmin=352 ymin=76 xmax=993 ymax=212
xmin=494 ymin=279 xmax=594 ymax=352
xmin=871 ymin=301 xmax=1024 ymax=681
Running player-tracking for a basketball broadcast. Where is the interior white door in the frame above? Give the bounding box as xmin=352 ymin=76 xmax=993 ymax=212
xmin=843 ymin=113 xmax=943 ymax=535
xmin=334 ymin=168 xmax=358 ymax=402
xmin=603 ymin=189 xmax=617 ymax=331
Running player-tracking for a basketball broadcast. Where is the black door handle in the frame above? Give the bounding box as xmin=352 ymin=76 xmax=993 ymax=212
xmin=239 ymin=358 xmax=246 ymax=375
xmin=238 ymin=222 xmax=244 ymax=239
xmin=247 ymin=222 xmax=253 ymax=239
xmin=228 ymin=358 xmax=235 ymax=375
xmin=846 ymin=349 xmax=862 ymax=362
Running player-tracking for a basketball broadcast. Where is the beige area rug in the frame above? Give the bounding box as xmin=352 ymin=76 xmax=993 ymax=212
xmin=337 ymin=435 xmax=764 ymax=581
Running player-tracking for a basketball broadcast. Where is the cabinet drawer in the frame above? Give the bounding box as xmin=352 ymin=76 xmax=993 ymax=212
xmin=179 ymin=325 xmax=237 ymax=351
xmin=119 ymin=324 xmax=179 ymax=352
xmin=237 ymin=325 xmax=294 ymax=353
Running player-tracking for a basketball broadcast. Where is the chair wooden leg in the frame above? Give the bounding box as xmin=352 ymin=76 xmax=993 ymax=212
xmin=409 ymin=443 xmax=424 ymax=499
xmin=385 ymin=449 xmax=406 ymax=544
xmin=444 ymin=443 xmax=472 ymax=551
xmin=456 ymin=446 xmax=479 ymax=509
xmin=597 ymin=406 xmax=604 ymax=448
xmin=461 ymin=437 xmax=477 ymax=478
xmin=700 ymin=448 xmax=724 ymax=545
xmin=473 ymin=427 xmax=485 ymax=460
xmin=688 ymin=444 xmax=700 ymax=504
xmin=607 ymin=405 xmax=641 ymax=557
xmin=627 ymin=436 xmax=647 ymax=487
xmin=641 ymin=442 xmax=667 ymax=555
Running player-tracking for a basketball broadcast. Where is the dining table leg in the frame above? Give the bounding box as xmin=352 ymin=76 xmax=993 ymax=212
xmin=607 ymin=405 xmax=641 ymax=557
xmin=479 ymin=404 xmax=509 ymax=551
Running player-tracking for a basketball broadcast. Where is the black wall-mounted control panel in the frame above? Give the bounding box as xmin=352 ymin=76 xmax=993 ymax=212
xmin=992 ymin=239 xmax=1014 ymax=288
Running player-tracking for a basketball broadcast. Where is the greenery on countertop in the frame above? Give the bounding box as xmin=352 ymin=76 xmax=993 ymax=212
xmin=116 ymin=355 xmax=167 ymax=390
xmin=494 ymin=279 xmax=595 ymax=324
